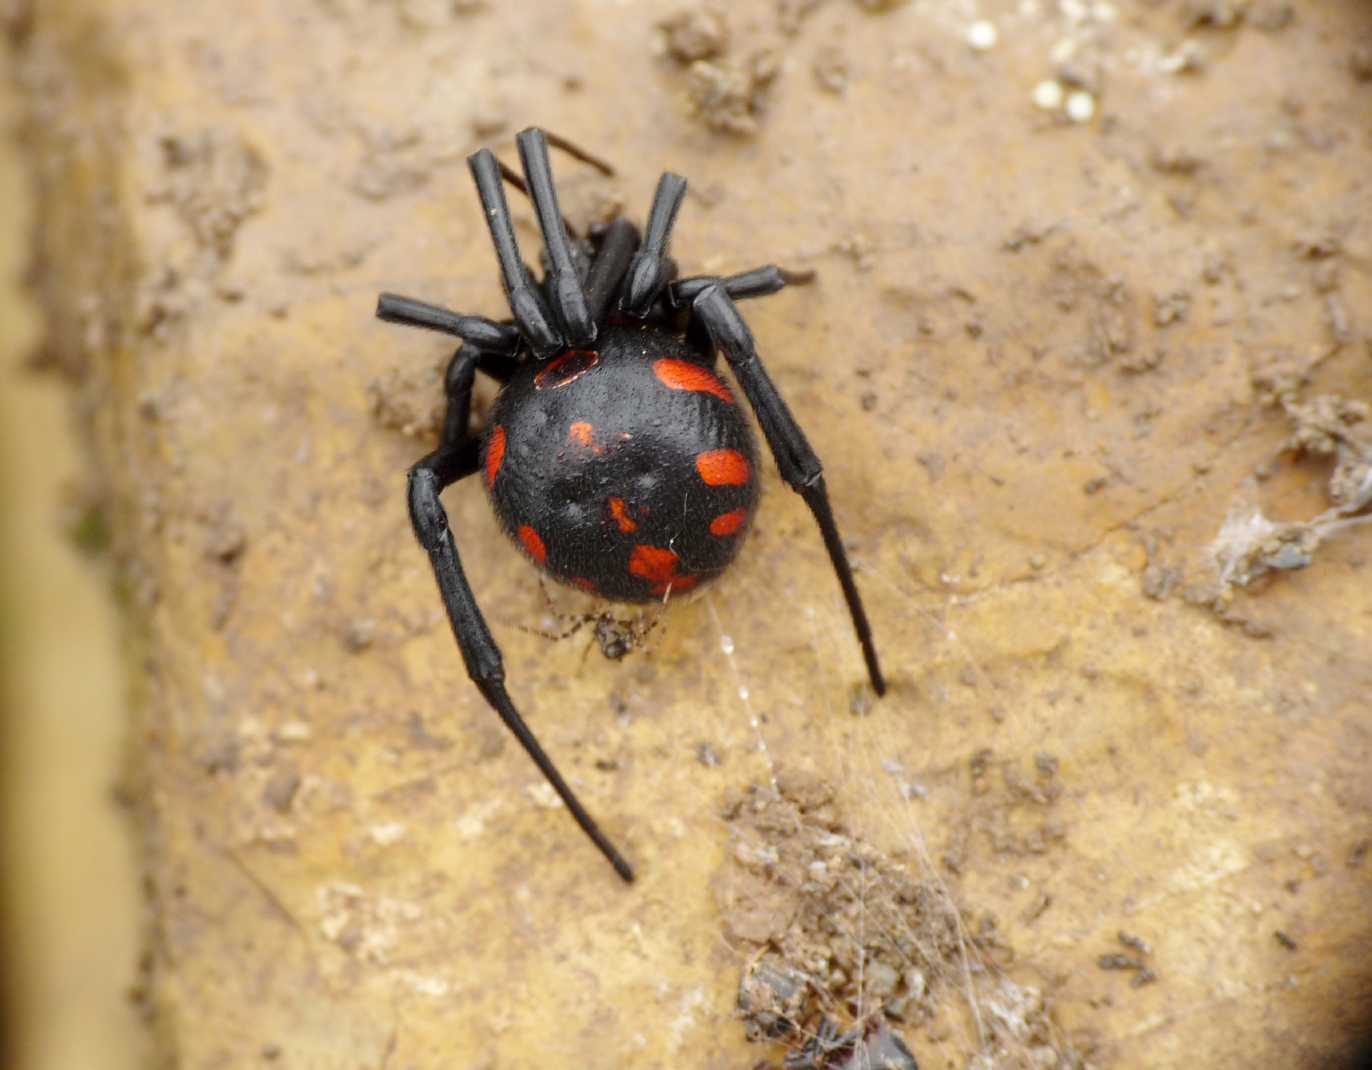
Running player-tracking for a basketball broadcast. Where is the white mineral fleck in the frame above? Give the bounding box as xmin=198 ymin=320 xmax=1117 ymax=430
xmin=369 ymin=822 xmax=407 ymax=845
xmin=1065 ymin=90 xmax=1096 ymax=122
xmin=966 ymin=19 xmax=998 ymax=51
xmin=1033 ymin=79 xmax=1065 ymax=110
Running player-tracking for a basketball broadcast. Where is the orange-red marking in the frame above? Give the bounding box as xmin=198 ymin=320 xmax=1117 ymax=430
xmin=695 ymin=449 xmax=751 ymax=487
xmin=709 ymin=508 xmax=748 ymax=537
xmin=518 ymin=525 xmax=547 ymax=565
xmin=628 ymin=544 xmax=699 ymax=597
xmin=607 ymin=496 xmax=638 ymax=533
xmin=628 ymin=545 xmax=676 ymax=584
xmin=570 ymin=576 xmax=598 ymax=594
xmin=485 ymin=425 xmax=506 ymax=489
xmin=653 ymin=359 xmax=734 ymax=404
xmin=568 ymin=421 xmax=595 ymax=447
xmin=534 ymin=349 xmax=600 ymax=390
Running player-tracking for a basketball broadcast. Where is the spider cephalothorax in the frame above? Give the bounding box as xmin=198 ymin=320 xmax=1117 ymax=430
xmin=376 ymin=128 xmax=884 ymax=882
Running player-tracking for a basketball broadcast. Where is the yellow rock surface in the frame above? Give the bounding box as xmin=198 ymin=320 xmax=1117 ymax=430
xmin=14 ymin=1 xmax=1372 ymax=1067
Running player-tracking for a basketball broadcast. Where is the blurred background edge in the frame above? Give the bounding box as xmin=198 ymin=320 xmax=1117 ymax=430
xmin=0 ymin=19 xmax=150 ymax=1070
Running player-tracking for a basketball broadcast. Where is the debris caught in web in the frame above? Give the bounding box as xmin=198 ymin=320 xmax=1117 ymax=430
xmin=719 ymin=771 xmax=1086 ymax=1069
xmin=1210 ymin=393 xmax=1372 ymax=590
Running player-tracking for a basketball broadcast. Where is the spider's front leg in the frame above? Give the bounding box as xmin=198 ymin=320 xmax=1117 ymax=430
xmin=406 ymin=344 xmax=635 ymax=883
xmin=669 ymin=265 xmax=815 ymax=309
xmin=692 ymin=285 xmax=886 ymax=696
xmin=468 ymin=148 xmax=562 ymax=359
xmin=515 ymin=127 xmax=596 ymax=345
xmin=621 ymin=170 xmax=687 ymax=316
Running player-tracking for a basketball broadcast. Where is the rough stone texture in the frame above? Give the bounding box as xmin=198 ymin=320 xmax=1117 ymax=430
xmin=15 ymin=0 xmax=1372 ymax=1067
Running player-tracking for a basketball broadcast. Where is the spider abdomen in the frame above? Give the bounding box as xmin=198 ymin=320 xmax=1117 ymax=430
xmin=483 ymin=321 xmax=760 ymax=603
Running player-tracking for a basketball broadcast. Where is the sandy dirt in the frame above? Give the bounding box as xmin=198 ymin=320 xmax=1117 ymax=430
xmin=10 ymin=0 xmax=1372 ymax=1067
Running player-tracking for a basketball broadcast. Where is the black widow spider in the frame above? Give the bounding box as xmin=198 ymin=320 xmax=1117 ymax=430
xmin=375 ymin=128 xmax=884 ymax=883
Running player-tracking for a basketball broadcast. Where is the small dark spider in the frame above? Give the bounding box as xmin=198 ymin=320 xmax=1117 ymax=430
xmin=585 ymin=613 xmax=655 ymax=661
xmin=375 ymin=128 xmax=884 ymax=882
xmin=523 ymin=581 xmax=659 ymax=661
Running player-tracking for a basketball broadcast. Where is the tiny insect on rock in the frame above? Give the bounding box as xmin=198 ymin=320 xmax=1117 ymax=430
xmin=375 ymin=127 xmax=885 ymax=882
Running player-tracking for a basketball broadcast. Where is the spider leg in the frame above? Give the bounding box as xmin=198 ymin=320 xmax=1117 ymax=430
xmin=519 ymin=578 xmax=590 ymax=643
xmin=494 ymin=128 xmax=615 ymax=199
xmin=473 ymin=348 xmax=520 ymax=385
xmin=669 ymin=265 xmax=816 ymax=309
xmin=621 ymin=171 xmax=687 ymax=316
xmin=516 ymin=127 xmax=596 ymax=345
xmin=519 ymin=619 xmax=590 ymax=643
xmin=408 ymin=347 xmax=635 ymax=883
xmin=436 ymin=344 xmax=482 ymax=447
xmin=539 ymin=130 xmax=615 ymax=176
xmin=493 ymin=156 xmax=591 ymax=283
xmin=692 ymin=285 xmax=886 ymax=696
xmin=468 ymin=148 xmax=562 ymax=359
xmin=494 ymin=131 xmax=614 ymax=270
xmin=376 ymin=293 xmax=520 ymax=354
xmin=583 ymin=218 xmax=641 ymax=323
xmin=375 ymin=293 xmax=521 ymax=387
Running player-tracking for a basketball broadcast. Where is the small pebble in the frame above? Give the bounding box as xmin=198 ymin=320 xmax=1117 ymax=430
xmin=262 ymin=766 xmax=300 ymax=813
xmin=344 ymin=618 xmax=376 ymax=652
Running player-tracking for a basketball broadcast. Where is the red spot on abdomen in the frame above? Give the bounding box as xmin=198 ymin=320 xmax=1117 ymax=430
xmin=518 ymin=525 xmax=547 ymax=565
xmin=485 ymin=426 xmax=506 ymax=489
xmin=695 ymin=449 xmax=751 ymax=487
xmin=571 ymin=576 xmax=598 ymax=594
xmin=653 ymin=359 xmax=734 ymax=404
xmin=607 ymin=497 xmax=639 ymax=533
xmin=709 ymin=508 xmax=748 ymax=537
xmin=568 ymin=421 xmax=595 ymax=447
xmin=628 ymin=545 xmax=676 ymax=584
xmin=535 ymin=349 xmax=600 ymax=390
xmin=628 ymin=544 xmax=698 ymax=597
